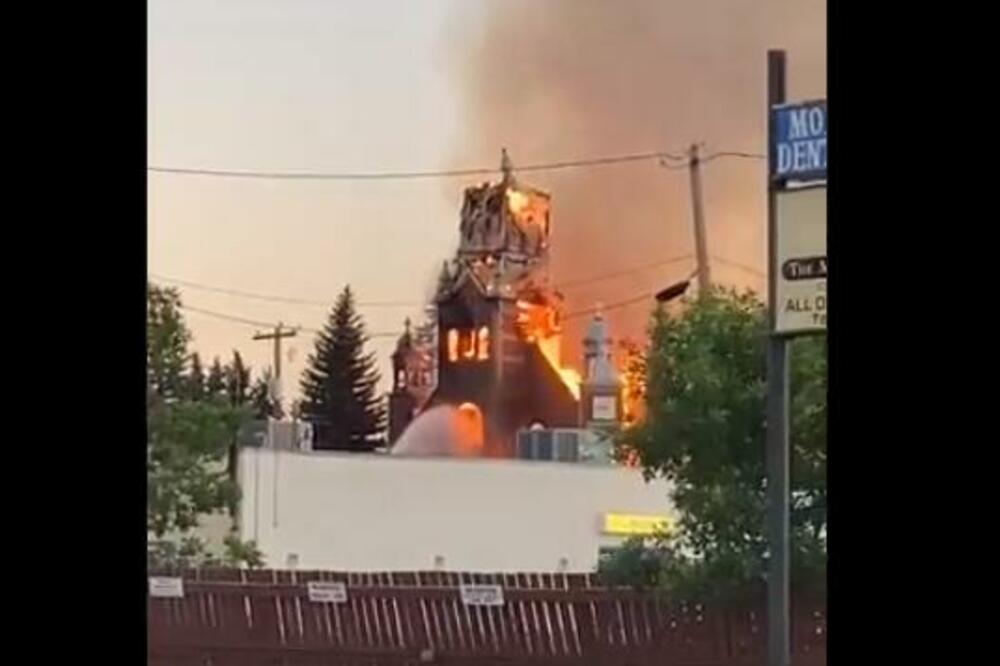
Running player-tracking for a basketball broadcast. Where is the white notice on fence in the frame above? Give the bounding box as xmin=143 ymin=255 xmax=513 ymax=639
xmin=148 ymin=576 xmax=184 ymax=598
xmin=775 ymin=186 xmax=827 ymax=335
xmin=459 ymin=584 xmax=505 ymax=607
xmin=307 ymin=581 xmax=348 ymax=604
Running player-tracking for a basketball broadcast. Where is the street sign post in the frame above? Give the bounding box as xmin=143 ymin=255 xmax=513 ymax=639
xmin=765 ymin=51 xmax=827 ymax=666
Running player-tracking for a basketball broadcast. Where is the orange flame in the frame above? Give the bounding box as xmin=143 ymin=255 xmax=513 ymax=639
xmin=516 ymin=300 xmax=580 ymax=400
xmin=506 ymin=188 xmax=530 ymax=215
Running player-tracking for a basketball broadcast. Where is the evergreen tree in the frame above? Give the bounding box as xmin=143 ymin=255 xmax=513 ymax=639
xmin=186 ymin=352 xmax=206 ymax=401
xmin=225 ymin=351 xmax=251 ymax=407
xmin=206 ymin=357 xmax=226 ymax=399
xmin=250 ymin=370 xmax=285 ymax=420
xmin=300 ymin=285 xmax=386 ymax=450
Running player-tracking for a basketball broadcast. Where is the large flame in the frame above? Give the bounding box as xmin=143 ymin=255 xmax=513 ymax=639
xmin=517 ymin=299 xmax=580 ymax=400
xmin=538 ymin=335 xmax=581 ymax=401
xmin=618 ymin=340 xmax=646 ymax=426
xmin=506 ymin=188 xmax=530 ymax=216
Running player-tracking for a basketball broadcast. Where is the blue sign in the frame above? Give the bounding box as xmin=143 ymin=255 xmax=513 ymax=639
xmin=771 ymin=100 xmax=826 ymax=181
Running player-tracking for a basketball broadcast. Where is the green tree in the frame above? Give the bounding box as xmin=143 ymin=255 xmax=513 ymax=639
xmin=146 ymin=283 xmax=264 ymax=568
xmin=300 ymin=285 xmax=386 ymax=450
xmin=147 ymin=398 xmax=245 ymax=536
xmin=147 ymin=284 xmax=190 ymax=399
xmin=185 ymin=352 xmax=206 ymax=401
xmin=225 ymin=350 xmax=251 ymax=407
xmin=250 ymin=370 xmax=284 ymax=420
xmin=206 ymin=357 xmax=226 ymax=398
xmin=615 ymin=287 xmax=826 ymax=597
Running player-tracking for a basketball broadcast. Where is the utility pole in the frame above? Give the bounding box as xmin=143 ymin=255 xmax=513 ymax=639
xmin=688 ymin=143 xmax=711 ymax=294
xmin=766 ymin=49 xmax=791 ymax=666
xmin=252 ymin=322 xmax=298 ymax=404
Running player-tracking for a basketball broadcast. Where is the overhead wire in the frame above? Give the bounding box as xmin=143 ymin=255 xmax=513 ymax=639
xmin=553 ymin=254 xmax=694 ymax=290
xmin=151 ymin=273 xmax=419 ymax=308
xmin=148 ymin=150 xmax=686 ymax=181
xmin=179 ymin=303 xmax=400 ymax=338
xmin=146 ymin=148 xmax=762 ymax=182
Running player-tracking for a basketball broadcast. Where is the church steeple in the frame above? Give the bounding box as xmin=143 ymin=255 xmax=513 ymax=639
xmin=580 ymin=310 xmax=622 ymax=427
xmin=500 ymin=148 xmax=514 ymax=185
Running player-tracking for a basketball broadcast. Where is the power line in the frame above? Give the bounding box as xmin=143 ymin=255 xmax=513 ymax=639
xmin=563 ymin=292 xmax=655 ymax=320
xmin=151 ymin=254 xmax=695 ymax=309
xmin=179 ymin=304 xmax=279 ymax=328
xmin=710 ymin=255 xmax=767 ymax=277
xmin=553 ymin=254 xmax=694 ymax=290
xmin=151 ymin=274 xmax=420 ymax=308
xmin=703 ymin=151 xmax=765 ymax=163
xmin=145 ymin=149 xmax=752 ymax=181
xmin=179 ymin=303 xmax=399 ymax=338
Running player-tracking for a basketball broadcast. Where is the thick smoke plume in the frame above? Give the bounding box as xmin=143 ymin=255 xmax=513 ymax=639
xmin=445 ymin=0 xmax=825 ymax=365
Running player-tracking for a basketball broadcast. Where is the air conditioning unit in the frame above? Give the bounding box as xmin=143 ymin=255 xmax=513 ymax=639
xmin=516 ymin=428 xmax=614 ymax=465
xmin=516 ymin=428 xmax=583 ymax=462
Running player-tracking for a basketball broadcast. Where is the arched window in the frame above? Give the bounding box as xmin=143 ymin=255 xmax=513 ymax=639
xmin=462 ymin=330 xmax=476 ymax=360
xmin=477 ymin=326 xmax=490 ymax=360
xmin=447 ymin=329 xmax=459 ymax=362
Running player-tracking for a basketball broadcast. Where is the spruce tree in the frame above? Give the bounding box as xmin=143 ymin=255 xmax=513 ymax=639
xmin=225 ymin=351 xmax=251 ymax=407
xmin=186 ymin=352 xmax=206 ymax=401
xmin=300 ymin=285 xmax=386 ymax=451
xmin=250 ymin=370 xmax=285 ymax=420
xmin=206 ymin=357 xmax=226 ymax=399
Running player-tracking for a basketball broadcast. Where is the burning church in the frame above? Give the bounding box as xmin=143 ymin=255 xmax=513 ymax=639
xmin=389 ymin=151 xmax=622 ymax=457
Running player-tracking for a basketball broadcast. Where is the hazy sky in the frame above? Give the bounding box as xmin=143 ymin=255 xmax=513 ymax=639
xmin=148 ymin=0 xmax=825 ymax=402
xmin=149 ymin=0 xmax=470 ymax=401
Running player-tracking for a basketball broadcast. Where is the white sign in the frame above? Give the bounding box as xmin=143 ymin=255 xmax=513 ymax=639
xmin=775 ymin=186 xmax=827 ymax=335
xmin=148 ymin=576 xmax=185 ymax=598
xmin=307 ymin=581 xmax=348 ymax=603
xmin=459 ymin=584 xmax=505 ymax=607
xmin=592 ymin=395 xmax=616 ymax=421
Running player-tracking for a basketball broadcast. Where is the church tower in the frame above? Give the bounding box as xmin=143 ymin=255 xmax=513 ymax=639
xmin=580 ymin=312 xmax=622 ymax=427
xmin=422 ymin=150 xmax=578 ymax=455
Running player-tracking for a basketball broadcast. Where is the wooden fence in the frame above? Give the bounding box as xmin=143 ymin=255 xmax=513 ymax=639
xmin=148 ymin=569 xmax=825 ymax=665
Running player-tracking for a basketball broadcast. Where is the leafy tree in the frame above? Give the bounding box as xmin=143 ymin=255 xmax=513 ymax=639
xmin=147 ymin=533 xmax=265 ymax=570
xmin=147 ymin=380 xmax=246 ymax=537
xmin=147 ymin=284 xmax=190 ymax=399
xmin=300 ymin=285 xmax=386 ymax=450
xmin=147 ymin=283 xmax=264 ymax=568
xmin=597 ymin=537 xmax=670 ymax=590
xmin=615 ymin=287 xmax=826 ymax=597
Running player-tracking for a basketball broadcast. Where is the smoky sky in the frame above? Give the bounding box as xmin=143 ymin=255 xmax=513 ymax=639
xmin=444 ymin=0 xmax=825 ymax=366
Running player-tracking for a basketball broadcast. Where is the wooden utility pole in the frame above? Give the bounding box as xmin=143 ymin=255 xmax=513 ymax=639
xmin=688 ymin=143 xmax=711 ymax=294
xmin=253 ymin=322 xmax=298 ymax=402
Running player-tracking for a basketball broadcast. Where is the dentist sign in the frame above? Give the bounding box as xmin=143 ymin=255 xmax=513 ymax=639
xmin=771 ymin=100 xmax=827 ymax=182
